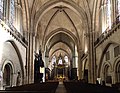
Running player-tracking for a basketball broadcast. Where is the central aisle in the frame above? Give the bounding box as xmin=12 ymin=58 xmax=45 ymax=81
xmin=55 ymin=82 xmax=67 ymax=93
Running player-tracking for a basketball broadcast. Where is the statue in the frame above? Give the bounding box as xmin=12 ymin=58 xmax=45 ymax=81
xmin=16 ymin=72 xmax=21 ymax=86
xmin=34 ymin=52 xmax=38 ymax=83
xmin=34 ymin=49 xmax=44 ymax=83
xmin=38 ymin=49 xmax=44 ymax=67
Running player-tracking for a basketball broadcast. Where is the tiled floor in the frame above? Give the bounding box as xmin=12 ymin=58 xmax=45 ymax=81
xmin=55 ymin=82 xmax=67 ymax=93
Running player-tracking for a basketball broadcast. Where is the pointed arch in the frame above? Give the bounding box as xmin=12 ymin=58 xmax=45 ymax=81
xmin=50 ymin=48 xmax=70 ymax=58
xmin=34 ymin=0 xmax=88 ymax=37
xmin=43 ymin=28 xmax=80 ymax=52
xmin=102 ymin=61 xmax=112 ymax=74
xmin=102 ymin=62 xmax=112 ymax=83
xmin=5 ymin=40 xmax=24 ymax=84
xmin=113 ymin=57 xmax=120 ymax=83
xmin=98 ymin=42 xmax=113 ymax=77
xmin=2 ymin=62 xmax=14 ymax=87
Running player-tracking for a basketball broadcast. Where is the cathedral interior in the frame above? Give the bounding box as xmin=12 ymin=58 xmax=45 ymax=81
xmin=0 ymin=0 xmax=120 ymax=92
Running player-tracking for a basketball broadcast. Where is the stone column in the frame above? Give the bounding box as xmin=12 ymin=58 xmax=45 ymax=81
xmin=72 ymin=56 xmax=75 ymax=68
xmin=88 ymin=31 xmax=96 ymax=83
xmin=77 ymin=49 xmax=82 ymax=80
xmin=27 ymin=17 xmax=34 ymax=83
xmin=54 ymin=64 xmax=57 ymax=79
xmin=28 ymin=32 xmax=34 ymax=83
xmin=45 ymin=47 xmax=49 ymax=68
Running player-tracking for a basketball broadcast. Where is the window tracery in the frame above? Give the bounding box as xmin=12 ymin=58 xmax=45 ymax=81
xmin=117 ymin=0 xmax=120 ymax=21
xmin=58 ymin=57 xmax=62 ymax=65
xmin=64 ymin=56 xmax=68 ymax=63
xmin=0 ymin=0 xmax=4 ymax=20
xmin=106 ymin=0 xmax=111 ymax=29
xmin=52 ymin=56 xmax=56 ymax=65
xmin=9 ymin=0 xmax=15 ymax=24
xmin=101 ymin=0 xmax=111 ymax=33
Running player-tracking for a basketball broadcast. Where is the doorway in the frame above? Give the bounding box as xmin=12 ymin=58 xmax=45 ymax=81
xmin=3 ymin=63 xmax=13 ymax=87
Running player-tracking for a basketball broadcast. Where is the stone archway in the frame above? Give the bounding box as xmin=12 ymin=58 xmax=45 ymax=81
xmin=6 ymin=40 xmax=25 ymax=84
xmin=3 ymin=63 xmax=13 ymax=88
xmin=98 ymin=43 xmax=113 ymax=77
xmin=102 ymin=62 xmax=112 ymax=85
xmin=115 ymin=61 xmax=120 ymax=83
xmin=83 ymin=59 xmax=88 ymax=82
xmin=0 ymin=41 xmax=25 ymax=86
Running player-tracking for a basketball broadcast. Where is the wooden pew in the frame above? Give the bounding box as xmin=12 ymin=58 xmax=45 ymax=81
xmin=63 ymin=81 xmax=120 ymax=93
xmin=0 ymin=91 xmax=48 ymax=93
xmin=5 ymin=81 xmax=59 ymax=93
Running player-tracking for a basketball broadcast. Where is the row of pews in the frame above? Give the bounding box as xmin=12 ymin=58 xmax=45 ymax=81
xmin=63 ymin=80 xmax=120 ymax=93
xmin=0 ymin=81 xmax=59 ymax=93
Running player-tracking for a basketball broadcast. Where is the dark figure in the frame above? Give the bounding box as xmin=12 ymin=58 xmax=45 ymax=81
xmin=16 ymin=72 xmax=21 ymax=86
xmin=102 ymin=80 xmax=106 ymax=86
xmin=34 ymin=49 xmax=44 ymax=83
xmin=38 ymin=50 xmax=44 ymax=67
xmin=34 ymin=53 xmax=39 ymax=83
xmin=96 ymin=80 xmax=99 ymax=85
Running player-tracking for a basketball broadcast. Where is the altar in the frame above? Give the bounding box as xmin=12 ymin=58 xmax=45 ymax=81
xmin=48 ymin=54 xmax=69 ymax=81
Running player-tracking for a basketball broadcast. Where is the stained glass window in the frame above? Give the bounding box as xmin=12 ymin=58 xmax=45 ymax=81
xmin=105 ymin=51 xmax=110 ymax=61
xmin=101 ymin=6 xmax=106 ymax=32
xmin=3 ymin=0 xmax=7 ymax=18
xmin=9 ymin=0 xmax=15 ymax=24
xmin=101 ymin=0 xmax=111 ymax=33
xmin=64 ymin=56 xmax=68 ymax=63
xmin=58 ymin=57 xmax=62 ymax=65
xmin=106 ymin=0 xmax=111 ymax=29
xmin=0 ymin=0 xmax=3 ymax=19
xmin=114 ymin=46 xmax=120 ymax=57
xmin=52 ymin=56 xmax=56 ymax=65
xmin=117 ymin=0 xmax=120 ymax=21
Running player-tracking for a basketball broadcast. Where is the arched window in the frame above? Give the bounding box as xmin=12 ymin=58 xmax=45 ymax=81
xmin=9 ymin=0 xmax=15 ymax=24
xmin=3 ymin=0 xmax=15 ymax=24
xmin=0 ymin=0 xmax=3 ymax=19
xmin=101 ymin=0 xmax=112 ymax=33
xmin=64 ymin=56 xmax=68 ymax=63
xmin=106 ymin=0 xmax=111 ymax=29
xmin=115 ymin=62 xmax=120 ymax=83
xmin=52 ymin=56 xmax=56 ymax=65
xmin=3 ymin=0 xmax=9 ymax=21
xmin=116 ymin=0 xmax=120 ymax=21
xmin=14 ymin=0 xmax=23 ymax=32
xmin=58 ymin=57 xmax=62 ymax=65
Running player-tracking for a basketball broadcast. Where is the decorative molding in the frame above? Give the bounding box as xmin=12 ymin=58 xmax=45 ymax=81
xmin=0 ymin=19 xmax=28 ymax=47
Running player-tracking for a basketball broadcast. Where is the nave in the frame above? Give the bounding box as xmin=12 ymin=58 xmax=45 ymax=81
xmin=0 ymin=0 xmax=120 ymax=91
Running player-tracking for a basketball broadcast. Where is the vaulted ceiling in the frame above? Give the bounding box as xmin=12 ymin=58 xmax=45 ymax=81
xmin=24 ymin=0 xmax=96 ymax=59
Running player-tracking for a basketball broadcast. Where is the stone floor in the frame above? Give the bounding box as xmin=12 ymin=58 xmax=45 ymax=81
xmin=55 ymin=82 xmax=67 ymax=93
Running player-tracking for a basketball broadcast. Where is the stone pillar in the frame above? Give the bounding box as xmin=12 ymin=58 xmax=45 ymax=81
xmin=28 ymin=33 xmax=34 ymax=83
xmin=72 ymin=56 xmax=75 ymax=68
xmin=45 ymin=47 xmax=49 ymax=68
xmin=65 ymin=67 xmax=68 ymax=79
xmin=0 ymin=71 xmax=3 ymax=90
xmin=27 ymin=17 xmax=34 ymax=83
xmin=88 ymin=31 xmax=96 ymax=83
xmin=88 ymin=32 xmax=92 ymax=83
xmin=41 ymin=50 xmax=45 ymax=82
xmin=45 ymin=56 xmax=49 ymax=68
xmin=77 ymin=49 xmax=82 ymax=80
